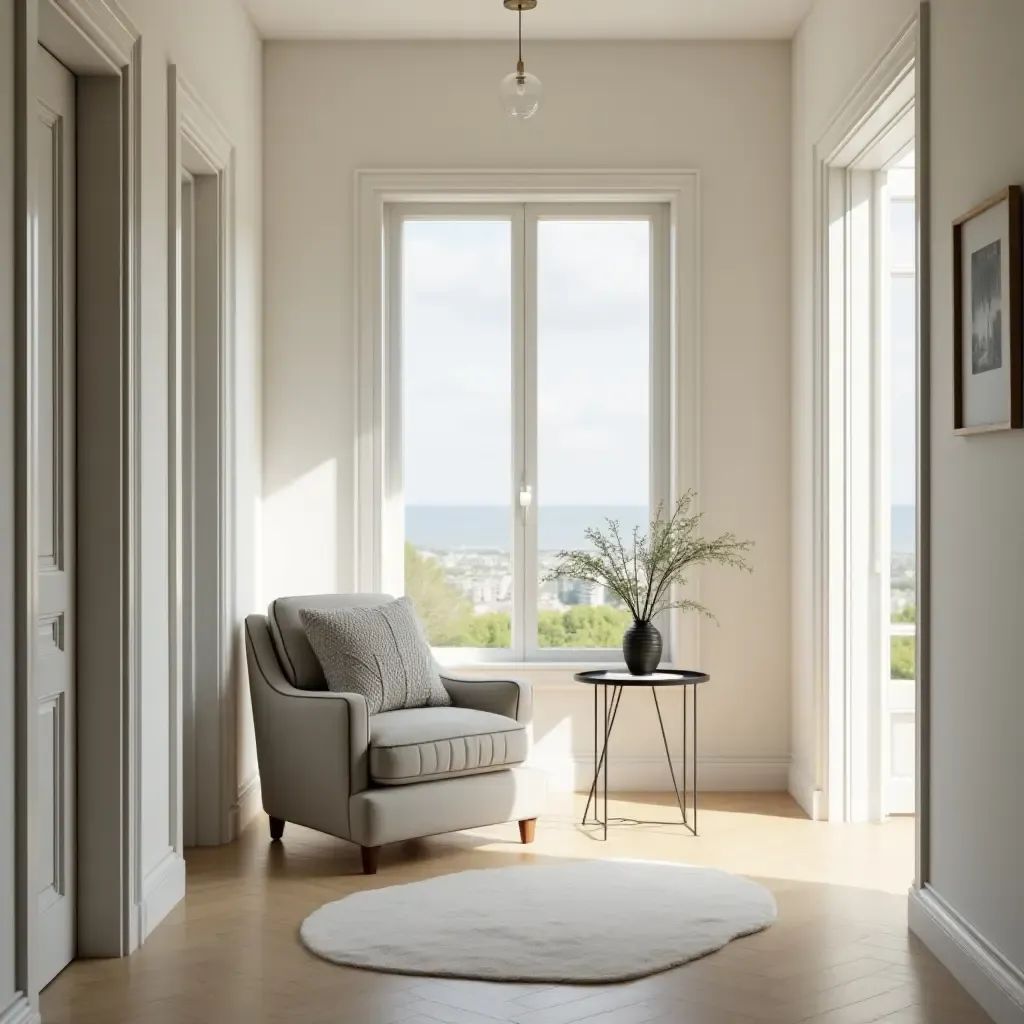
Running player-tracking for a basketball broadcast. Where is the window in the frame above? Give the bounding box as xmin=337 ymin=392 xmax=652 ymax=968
xmin=387 ymin=203 xmax=669 ymax=662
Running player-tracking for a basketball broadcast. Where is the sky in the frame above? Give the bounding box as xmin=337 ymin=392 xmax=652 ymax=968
xmin=400 ymin=202 xmax=917 ymax=510
xmin=402 ymin=217 xmax=650 ymax=508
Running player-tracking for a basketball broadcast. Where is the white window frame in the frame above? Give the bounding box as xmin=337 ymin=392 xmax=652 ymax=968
xmin=354 ymin=170 xmax=700 ymax=668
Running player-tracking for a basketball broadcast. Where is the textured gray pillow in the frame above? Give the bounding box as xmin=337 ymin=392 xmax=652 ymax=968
xmin=299 ymin=597 xmax=451 ymax=715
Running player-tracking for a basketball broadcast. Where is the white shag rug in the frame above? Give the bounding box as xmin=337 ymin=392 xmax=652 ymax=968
xmin=300 ymin=860 xmax=776 ymax=983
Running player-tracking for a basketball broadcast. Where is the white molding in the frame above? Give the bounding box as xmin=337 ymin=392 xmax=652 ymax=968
xmin=135 ymin=850 xmax=186 ymax=945
xmin=909 ymin=886 xmax=1024 ymax=1024
xmin=810 ymin=15 xmax=920 ymax=824
xmin=229 ymin=773 xmax=262 ymax=839
xmin=530 ymin=754 xmax=791 ymax=794
xmin=48 ymin=0 xmax=137 ymax=66
xmin=0 ymin=994 xmax=39 ymax=1024
xmin=787 ymin=753 xmax=825 ymax=820
xmin=354 ymin=168 xmax=702 ymax=663
xmin=175 ymin=72 xmax=232 ymax=170
xmin=168 ymin=65 xmax=237 ymax=849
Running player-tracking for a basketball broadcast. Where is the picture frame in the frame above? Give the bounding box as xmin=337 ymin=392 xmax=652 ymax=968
xmin=953 ymin=185 xmax=1023 ymax=434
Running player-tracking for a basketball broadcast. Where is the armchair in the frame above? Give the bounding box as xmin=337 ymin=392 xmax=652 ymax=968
xmin=244 ymin=594 xmax=546 ymax=873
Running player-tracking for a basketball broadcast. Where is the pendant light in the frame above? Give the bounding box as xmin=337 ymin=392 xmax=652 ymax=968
xmin=500 ymin=0 xmax=542 ymax=120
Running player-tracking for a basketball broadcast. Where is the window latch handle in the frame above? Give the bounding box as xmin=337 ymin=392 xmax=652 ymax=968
xmin=519 ymin=484 xmax=533 ymax=510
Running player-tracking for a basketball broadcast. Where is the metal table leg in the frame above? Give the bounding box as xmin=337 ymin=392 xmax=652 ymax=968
xmin=582 ymin=682 xmax=698 ymax=838
xmin=582 ymin=683 xmax=623 ymax=830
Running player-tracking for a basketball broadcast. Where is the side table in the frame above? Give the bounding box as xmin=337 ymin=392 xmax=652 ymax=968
xmin=574 ymin=669 xmax=710 ymax=840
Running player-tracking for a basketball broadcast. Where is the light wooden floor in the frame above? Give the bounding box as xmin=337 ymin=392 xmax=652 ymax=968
xmin=42 ymin=793 xmax=991 ymax=1024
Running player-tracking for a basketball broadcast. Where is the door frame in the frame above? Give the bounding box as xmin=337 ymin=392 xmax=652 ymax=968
xmin=809 ymin=4 xmax=931 ymax=869
xmin=167 ymin=65 xmax=238 ymax=847
xmin=14 ymin=0 xmax=141 ymax=1011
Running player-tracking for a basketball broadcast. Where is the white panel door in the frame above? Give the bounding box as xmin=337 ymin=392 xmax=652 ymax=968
xmin=34 ymin=44 xmax=76 ymax=988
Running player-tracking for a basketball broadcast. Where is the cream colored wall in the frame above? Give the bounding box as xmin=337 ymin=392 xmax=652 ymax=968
xmin=262 ymin=41 xmax=793 ymax=789
xmin=789 ymin=0 xmax=919 ymax=811
xmin=928 ymin=0 xmax=1024 ymax=976
xmin=113 ymin=0 xmax=263 ymax=879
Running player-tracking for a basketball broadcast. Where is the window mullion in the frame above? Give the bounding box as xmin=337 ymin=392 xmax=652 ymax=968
xmin=517 ymin=205 xmax=538 ymax=661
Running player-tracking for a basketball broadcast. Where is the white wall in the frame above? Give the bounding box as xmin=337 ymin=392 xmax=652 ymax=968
xmin=0 ymin=0 xmax=261 ymax=1006
xmin=789 ymin=0 xmax=919 ymax=811
xmin=927 ymin=0 xmax=1024 ymax=979
xmin=263 ymin=41 xmax=793 ymax=788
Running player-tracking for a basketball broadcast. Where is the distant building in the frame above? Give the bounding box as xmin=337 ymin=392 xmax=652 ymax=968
xmin=557 ymin=579 xmax=604 ymax=606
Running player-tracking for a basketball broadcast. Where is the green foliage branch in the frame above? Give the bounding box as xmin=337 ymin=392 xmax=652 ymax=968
xmin=542 ymin=491 xmax=753 ymax=623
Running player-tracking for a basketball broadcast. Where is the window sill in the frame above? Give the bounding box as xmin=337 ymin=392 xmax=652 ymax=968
xmin=438 ymin=661 xmax=621 ymax=674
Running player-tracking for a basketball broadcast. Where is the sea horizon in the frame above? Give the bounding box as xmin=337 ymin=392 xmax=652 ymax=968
xmin=406 ymin=504 xmax=918 ymax=555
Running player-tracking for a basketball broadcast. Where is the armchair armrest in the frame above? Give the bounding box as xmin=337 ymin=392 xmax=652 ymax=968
xmin=439 ymin=673 xmax=533 ymax=725
xmin=244 ymin=615 xmax=369 ymax=841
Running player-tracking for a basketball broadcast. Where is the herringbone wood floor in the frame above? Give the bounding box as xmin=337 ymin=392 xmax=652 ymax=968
xmin=41 ymin=793 xmax=991 ymax=1024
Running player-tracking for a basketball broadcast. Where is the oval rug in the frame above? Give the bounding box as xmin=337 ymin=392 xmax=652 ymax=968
xmin=300 ymin=860 xmax=776 ymax=983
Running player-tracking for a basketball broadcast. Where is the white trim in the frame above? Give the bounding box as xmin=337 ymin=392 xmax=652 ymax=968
xmin=0 ymin=995 xmax=39 ymax=1024
xmin=355 ymin=169 xmax=700 ymax=665
xmin=909 ymin=887 xmax=1024 ymax=1024
xmin=530 ymin=754 xmax=791 ymax=794
xmin=810 ymin=17 xmax=919 ymax=823
xmin=47 ymin=0 xmax=135 ymax=66
xmin=168 ymin=66 xmax=237 ymax=848
xmin=787 ymin=753 xmax=825 ymax=820
xmin=229 ymin=773 xmax=262 ymax=839
xmin=136 ymin=849 xmax=186 ymax=945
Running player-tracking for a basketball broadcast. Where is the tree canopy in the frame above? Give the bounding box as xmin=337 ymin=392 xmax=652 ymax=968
xmin=405 ymin=543 xmax=632 ymax=649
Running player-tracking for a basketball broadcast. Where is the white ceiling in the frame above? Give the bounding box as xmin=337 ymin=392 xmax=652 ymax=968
xmin=245 ymin=0 xmax=815 ymax=42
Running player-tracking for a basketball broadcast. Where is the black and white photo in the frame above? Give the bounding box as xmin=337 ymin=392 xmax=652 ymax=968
xmin=971 ymin=239 xmax=1002 ymax=374
xmin=953 ymin=186 xmax=1023 ymax=433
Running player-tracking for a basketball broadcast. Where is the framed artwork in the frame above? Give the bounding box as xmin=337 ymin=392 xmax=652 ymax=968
xmin=953 ymin=186 xmax=1023 ymax=434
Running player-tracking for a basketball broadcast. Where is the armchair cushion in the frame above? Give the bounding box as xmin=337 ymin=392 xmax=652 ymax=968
xmin=301 ymin=597 xmax=451 ymax=715
xmin=369 ymin=706 xmax=527 ymax=786
xmin=269 ymin=593 xmax=392 ymax=690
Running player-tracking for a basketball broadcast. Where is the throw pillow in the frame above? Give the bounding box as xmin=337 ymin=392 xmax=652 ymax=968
xmin=299 ymin=597 xmax=451 ymax=715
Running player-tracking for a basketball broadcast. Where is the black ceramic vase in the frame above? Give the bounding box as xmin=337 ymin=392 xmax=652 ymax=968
xmin=622 ymin=619 xmax=663 ymax=676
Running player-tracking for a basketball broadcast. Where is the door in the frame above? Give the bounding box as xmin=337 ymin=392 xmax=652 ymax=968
xmin=879 ymin=152 xmax=917 ymax=815
xmin=34 ymin=43 xmax=76 ymax=987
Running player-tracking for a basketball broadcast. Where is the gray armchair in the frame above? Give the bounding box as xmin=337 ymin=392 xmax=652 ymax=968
xmin=244 ymin=594 xmax=546 ymax=873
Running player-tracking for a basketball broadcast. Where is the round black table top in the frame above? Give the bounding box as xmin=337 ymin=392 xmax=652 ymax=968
xmin=573 ymin=668 xmax=710 ymax=687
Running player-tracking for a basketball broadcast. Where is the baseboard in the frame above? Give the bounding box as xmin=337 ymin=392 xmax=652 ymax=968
xmin=529 ymin=754 xmax=791 ymax=793
xmin=229 ymin=773 xmax=262 ymax=840
xmin=787 ymin=755 xmax=825 ymax=820
xmin=909 ymin=885 xmax=1024 ymax=1024
xmin=136 ymin=850 xmax=186 ymax=943
xmin=0 ymin=994 xmax=39 ymax=1024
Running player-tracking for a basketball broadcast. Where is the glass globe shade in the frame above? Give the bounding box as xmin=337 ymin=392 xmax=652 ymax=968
xmin=500 ymin=69 xmax=542 ymax=119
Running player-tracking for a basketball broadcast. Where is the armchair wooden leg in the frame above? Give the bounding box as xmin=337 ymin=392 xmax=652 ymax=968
xmin=519 ymin=818 xmax=537 ymax=844
xmin=269 ymin=816 xmax=285 ymax=841
xmin=360 ymin=845 xmax=381 ymax=875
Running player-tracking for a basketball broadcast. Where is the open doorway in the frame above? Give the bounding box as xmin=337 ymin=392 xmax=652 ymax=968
xmin=815 ymin=28 xmax=920 ymax=830
xmin=169 ymin=67 xmax=236 ymax=849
